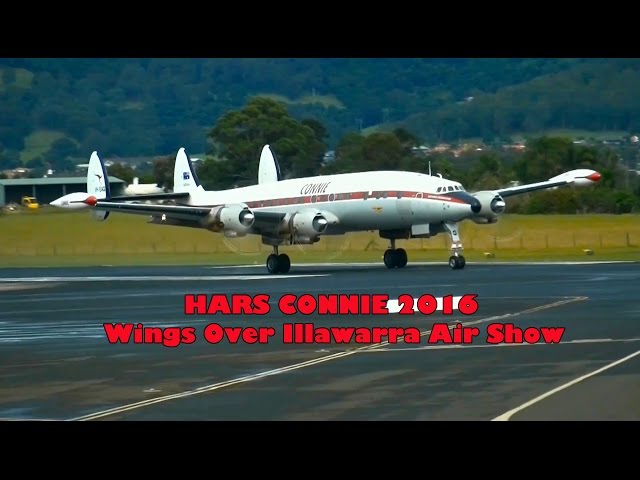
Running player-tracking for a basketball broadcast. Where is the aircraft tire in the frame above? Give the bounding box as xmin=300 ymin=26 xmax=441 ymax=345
xmin=449 ymin=255 xmax=465 ymax=270
xmin=396 ymin=248 xmax=408 ymax=268
xmin=278 ymin=254 xmax=291 ymax=273
xmin=267 ymin=254 xmax=280 ymax=274
xmin=384 ymin=249 xmax=397 ymax=269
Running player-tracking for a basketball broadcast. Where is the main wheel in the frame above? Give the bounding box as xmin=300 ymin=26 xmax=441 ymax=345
xmin=267 ymin=254 xmax=280 ymax=274
xmin=396 ymin=248 xmax=408 ymax=268
xmin=384 ymin=249 xmax=397 ymax=269
xmin=278 ymin=253 xmax=291 ymax=273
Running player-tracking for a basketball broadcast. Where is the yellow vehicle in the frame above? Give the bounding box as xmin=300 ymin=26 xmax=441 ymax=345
xmin=21 ymin=196 xmax=39 ymax=209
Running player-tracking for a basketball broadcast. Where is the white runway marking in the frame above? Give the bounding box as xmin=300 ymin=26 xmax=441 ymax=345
xmin=0 ymin=274 xmax=328 ymax=282
xmin=0 ymin=319 xmax=189 ymax=343
xmin=0 ymin=283 xmax=61 ymax=291
xmin=365 ymin=337 xmax=640 ymax=352
xmin=492 ymin=348 xmax=640 ymax=421
xmin=69 ymin=296 xmax=586 ymax=421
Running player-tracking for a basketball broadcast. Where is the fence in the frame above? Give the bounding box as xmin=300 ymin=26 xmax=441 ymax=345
xmin=2 ymin=211 xmax=640 ymax=259
xmin=1 ymin=230 xmax=639 ymax=257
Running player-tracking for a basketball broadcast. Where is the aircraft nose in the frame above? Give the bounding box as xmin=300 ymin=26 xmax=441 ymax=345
xmin=50 ymin=198 xmax=61 ymax=207
xmin=470 ymin=197 xmax=481 ymax=214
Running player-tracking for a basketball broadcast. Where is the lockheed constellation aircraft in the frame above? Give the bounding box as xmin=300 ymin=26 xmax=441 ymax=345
xmin=51 ymin=145 xmax=601 ymax=274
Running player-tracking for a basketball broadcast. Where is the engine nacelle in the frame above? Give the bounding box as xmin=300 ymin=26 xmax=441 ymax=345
xmin=287 ymin=210 xmax=329 ymax=238
xmin=203 ymin=203 xmax=255 ymax=237
xmin=50 ymin=192 xmax=92 ymax=209
xmin=471 ymin=191 xmax=506 ymax=223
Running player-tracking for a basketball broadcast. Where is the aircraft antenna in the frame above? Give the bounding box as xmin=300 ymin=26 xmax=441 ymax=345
xmin=428 ymin=160 xmax=432 ymax=176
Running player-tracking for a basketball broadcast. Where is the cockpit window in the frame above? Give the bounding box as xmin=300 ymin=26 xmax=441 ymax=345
xmin=447 ymin=186 xmax=454 ymax=192
xmin=437 ymin=187 xmax=442 ymax=193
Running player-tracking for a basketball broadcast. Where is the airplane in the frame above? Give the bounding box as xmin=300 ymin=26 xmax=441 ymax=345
xmin=50 ymin=145 xmax=602 ymax=274
xmin=122 ymin=177 xmax=165 ymax=196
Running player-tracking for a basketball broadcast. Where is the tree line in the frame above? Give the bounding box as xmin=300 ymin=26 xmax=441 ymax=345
xmin=134 ymin=97 xmax=640 ymax=214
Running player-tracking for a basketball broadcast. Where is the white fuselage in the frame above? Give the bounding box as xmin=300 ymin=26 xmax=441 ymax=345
xmin=186 ymin=170 xmax=477 ymax=234
xmin=124 ymin=184 xmax=164 ymax=195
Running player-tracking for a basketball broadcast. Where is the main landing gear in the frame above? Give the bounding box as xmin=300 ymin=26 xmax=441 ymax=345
xmin=266 ymin=246 xmax=291 ymax=274
xmin=443 ymin=221 xmax=465 ymax=270
xmin=384 ymin=239 xmax=408 ymax=269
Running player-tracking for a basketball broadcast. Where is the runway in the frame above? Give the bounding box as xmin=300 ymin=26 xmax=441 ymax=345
xmin=0 ymin=261 xmax=639 ymax=420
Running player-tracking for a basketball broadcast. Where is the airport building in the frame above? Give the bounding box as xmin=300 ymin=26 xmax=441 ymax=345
xmin=0 ymin=176 xmax=126 ymax=207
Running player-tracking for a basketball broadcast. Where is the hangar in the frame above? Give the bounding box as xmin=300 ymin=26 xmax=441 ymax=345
xmin=0 ymin=176 xmax=126 ymax=206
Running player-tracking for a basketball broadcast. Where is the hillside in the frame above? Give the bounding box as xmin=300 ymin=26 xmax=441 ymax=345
xmin=0 ymin=58 xmax=637 ymax=169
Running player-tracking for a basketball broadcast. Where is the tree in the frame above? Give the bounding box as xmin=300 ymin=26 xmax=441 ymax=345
xmin=361 ymin=133 xmax=405 ymax=171
xmin=107 ymin=162 xmax=136 ymax=184
xmin=206 ymin=97 xmax=328 ymax=185
xmin=392 ymin=127 xmax=421 ymax=150
xmin=45 ymin=137 xmax=78 ymax=171
xmin=323 ymin=132 xmax=365 ymax=174
xmin=301 ymin=118 xmax=328 ymax=142
xmin=152 ymin=156 xmax=174 ymax=190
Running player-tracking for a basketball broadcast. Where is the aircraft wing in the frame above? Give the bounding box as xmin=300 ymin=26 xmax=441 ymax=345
xmin=494 ymin=169 xmax=602 ymax=198
xmin=93 ymin=200 xmax=212 ymax=221
xmin=85 ymin=198 xmax=287 ymax=235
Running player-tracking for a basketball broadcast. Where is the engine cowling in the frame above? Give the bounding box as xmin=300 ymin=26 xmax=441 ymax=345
xmin=204 ymin=203 xmax=255 ymax=237
xmin=471 ymin=191 xmax=506 ymax=224
xmin=288 ymin=210 xmax=329 ymax=239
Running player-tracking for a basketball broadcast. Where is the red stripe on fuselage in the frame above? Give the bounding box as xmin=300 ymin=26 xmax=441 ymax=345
xmin=192 ymin=191 xmax=467 ymax=209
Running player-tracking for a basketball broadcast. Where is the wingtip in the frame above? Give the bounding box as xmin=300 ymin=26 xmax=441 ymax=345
xmin=587 ymin=171 xmax=602 ymax=182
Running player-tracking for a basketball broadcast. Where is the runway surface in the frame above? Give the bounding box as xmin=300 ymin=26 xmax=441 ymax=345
xmin=0 ymin=260 xmax=639 ymax=421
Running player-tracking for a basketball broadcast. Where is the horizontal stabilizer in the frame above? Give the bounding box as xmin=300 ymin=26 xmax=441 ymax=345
xmin=108 ymin=192 xmax=191 ymax=202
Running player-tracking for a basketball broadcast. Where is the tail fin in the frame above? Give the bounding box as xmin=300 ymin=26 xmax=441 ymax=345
xmin=173 ymin=148 xmax=201 ymax=193
xmin=258 ymin=144 xmax=283 ymax=184
xmin=87 ymin=151 xmax=110 ymax=221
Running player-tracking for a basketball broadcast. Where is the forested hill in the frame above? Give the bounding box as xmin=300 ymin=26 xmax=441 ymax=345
xmin=0 ymin=58 xmax=638 ymax=167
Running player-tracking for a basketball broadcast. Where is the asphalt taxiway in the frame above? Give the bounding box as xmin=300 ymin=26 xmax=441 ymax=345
xmin=0 ymin=261 xmax=638 ymax=420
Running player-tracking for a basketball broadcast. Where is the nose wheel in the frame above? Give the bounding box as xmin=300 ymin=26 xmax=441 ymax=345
xmin=442 ymin=221 xmax=466 ymax=270
xmin=449 ymin=255 xmax=465 ymax=270
xmin=266 ymin=247 xmax=291 ymax=274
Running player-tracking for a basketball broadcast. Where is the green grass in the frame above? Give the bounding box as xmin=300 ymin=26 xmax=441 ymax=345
xmin=19 ymin=130 xmax=69 ymax=164
xmin=1 ymin=210 xmax=638 ymax=268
